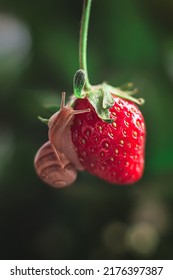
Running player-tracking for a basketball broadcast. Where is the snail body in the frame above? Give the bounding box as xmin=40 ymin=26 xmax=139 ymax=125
xmin=34 ymin=92 xmax=89 ymax=188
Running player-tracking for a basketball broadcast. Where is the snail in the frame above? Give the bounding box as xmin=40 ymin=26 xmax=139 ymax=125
xmin=34 ymin=92 xmax=90 ymax=188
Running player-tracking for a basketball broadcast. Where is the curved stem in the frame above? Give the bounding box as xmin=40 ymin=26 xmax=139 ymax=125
xmin=79 ymin=0 xmax=92 ymax=90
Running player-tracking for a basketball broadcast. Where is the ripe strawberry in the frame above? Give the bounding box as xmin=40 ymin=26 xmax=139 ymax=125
xmin=71 ymin=96 xmax=146 ymax=184
xmin=34 ymin=0 xmax=146 ymax=188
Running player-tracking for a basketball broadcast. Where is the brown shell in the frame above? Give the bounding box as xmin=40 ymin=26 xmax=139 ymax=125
xmin=34 ymin=141 xmax=77 ymax=188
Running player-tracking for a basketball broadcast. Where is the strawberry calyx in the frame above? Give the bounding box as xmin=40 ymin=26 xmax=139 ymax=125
xmin=38 ymin=69 xmax=145 ymax=125
xmin=87 ymin=87 xmax=114 ymax=123
xmin=106 ymin=84 xmax=145 ymax=106
xmin=73 ymin=69 xmax=86 ymax=98
xmin=72 ymin=69 xmax=145 ymax=123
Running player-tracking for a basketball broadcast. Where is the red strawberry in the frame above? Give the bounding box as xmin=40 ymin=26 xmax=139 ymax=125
xmin=34 ymin=0 xmax=147 ymax=187
xmin=71 ymin=96 xmax=146 ymax=184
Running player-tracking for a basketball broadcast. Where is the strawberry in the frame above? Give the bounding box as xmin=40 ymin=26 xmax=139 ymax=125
xmin=34 ymin=0 xmax=147 ymax=187
xmin=71 ymin=93 xmax=146 ymax=184
xmin=35 ymin=70 xmax=146 ymax=187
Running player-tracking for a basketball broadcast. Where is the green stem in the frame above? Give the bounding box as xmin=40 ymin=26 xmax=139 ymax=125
xmin=79 ymin=0 xmax=92 ymax=90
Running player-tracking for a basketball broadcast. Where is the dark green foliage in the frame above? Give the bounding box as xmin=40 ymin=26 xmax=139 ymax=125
xmin=0 ymin=0 xmax=173 ymax=260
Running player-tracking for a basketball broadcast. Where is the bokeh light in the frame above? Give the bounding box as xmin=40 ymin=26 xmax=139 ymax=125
xmin=0 ymin=13 xmax=32 ymax=87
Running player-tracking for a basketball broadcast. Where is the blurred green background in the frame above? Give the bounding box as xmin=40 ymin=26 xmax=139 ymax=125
xmin=0 ymin=0 xmax=173 ymax=260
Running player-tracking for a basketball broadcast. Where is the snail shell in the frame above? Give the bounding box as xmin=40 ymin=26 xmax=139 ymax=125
xmin=34 ymin=92 xmax=89 ymax=188
xmin=34 ymin=141 xmax=77 ymax=188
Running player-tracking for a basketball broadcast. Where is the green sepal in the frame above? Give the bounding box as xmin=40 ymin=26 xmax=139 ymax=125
xmin=106 ymin=84 xmax=145 ymax=105
xmin=102 ymin=84 xmax=114 ymax=109
xmin=38 ymin=116 xmax=49 ymax=125
xmin=73 ymin=69 xmax=86 ymax=98
xmin=87 ymin=88 xmax=114 ymax=123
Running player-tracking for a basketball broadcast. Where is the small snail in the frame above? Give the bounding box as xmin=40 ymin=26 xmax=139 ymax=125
xmin=34 ymin=92 xmax=90 ymax=188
